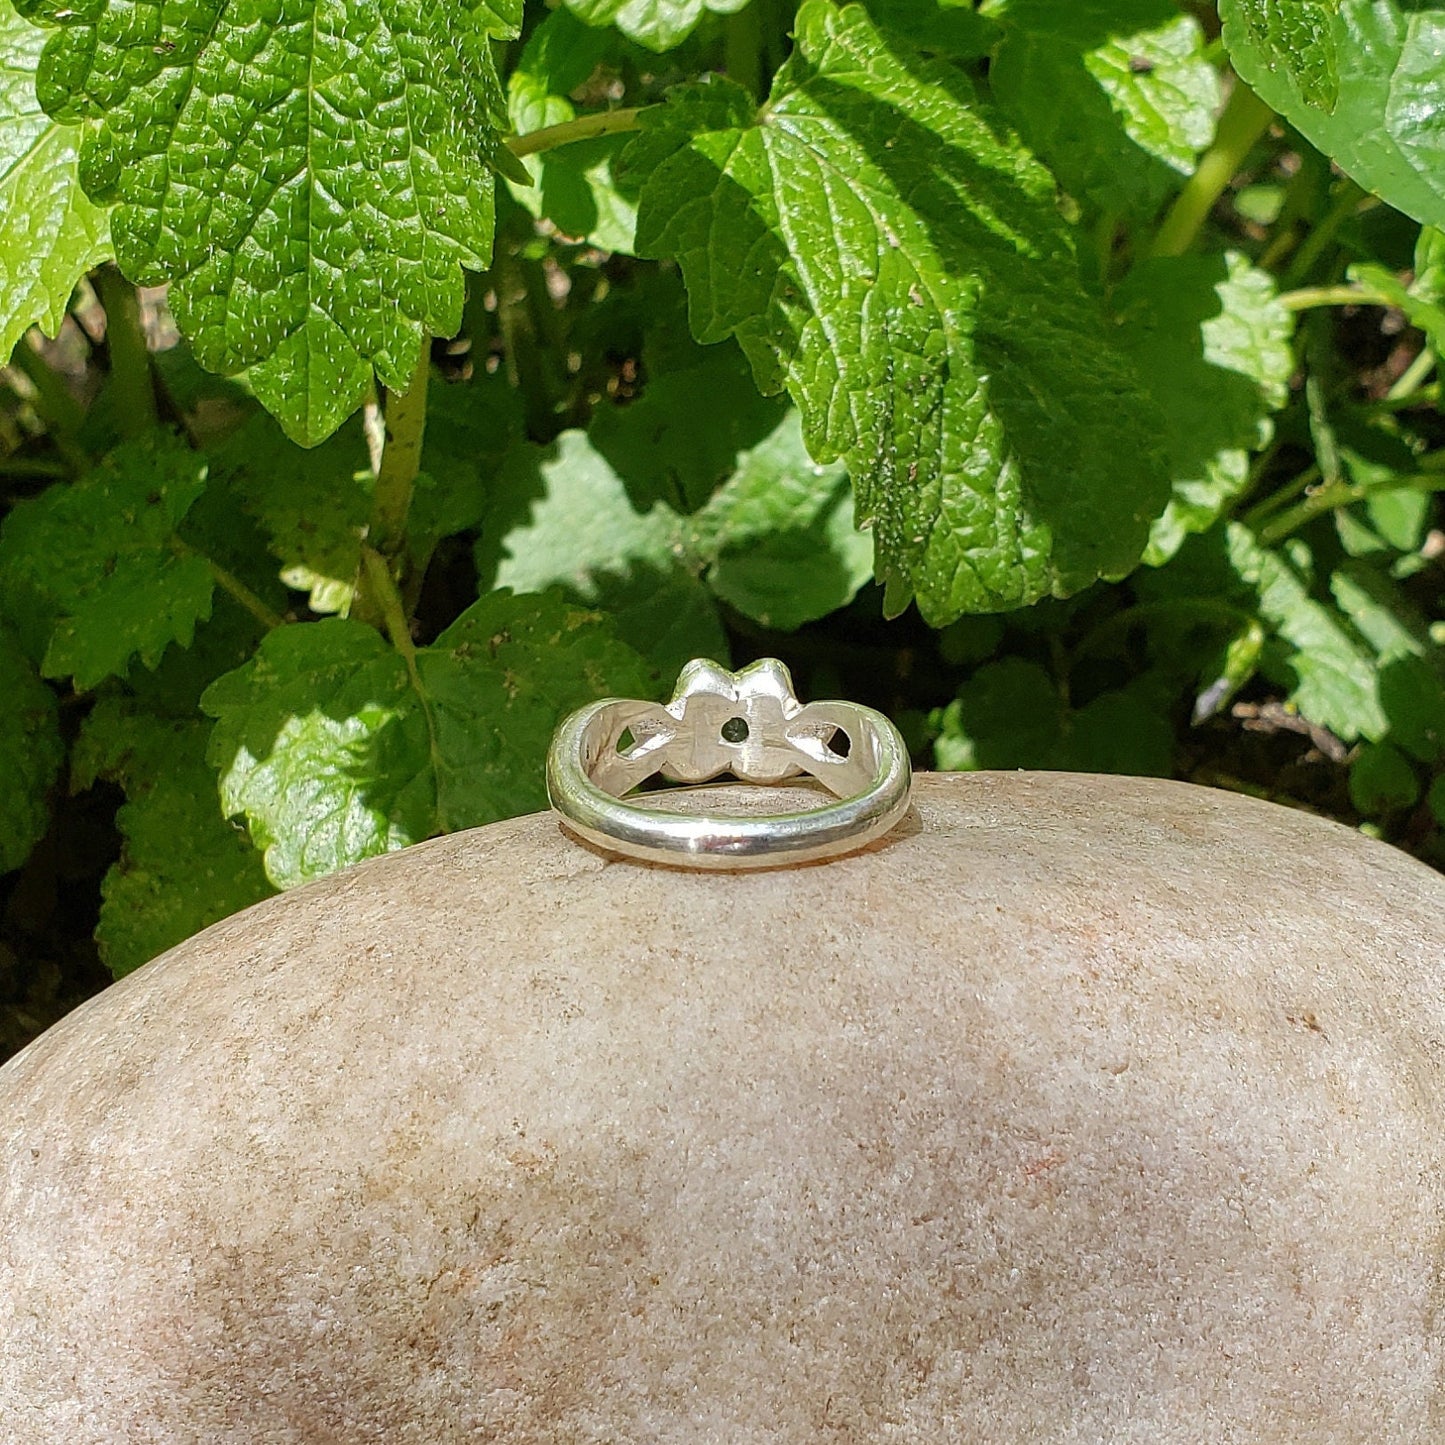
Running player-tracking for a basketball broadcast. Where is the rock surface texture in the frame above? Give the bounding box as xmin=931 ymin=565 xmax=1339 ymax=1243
xmin=3 ymin=772 xmax=1445 ymax=1443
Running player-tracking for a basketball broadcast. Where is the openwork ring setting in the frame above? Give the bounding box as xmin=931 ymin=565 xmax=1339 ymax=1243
xmin=546 ymin=658 xmax=912 ymax=868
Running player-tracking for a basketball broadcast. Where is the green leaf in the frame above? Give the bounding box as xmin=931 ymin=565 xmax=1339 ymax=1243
xmin=589 ymin=338 xmax=786 ymax=512
xmin=1225 ymin=524 xmax=1387 ymax=742
xmin=1349 ymin=740 xmax=1420 ymax=817
xmin=125 ymin=467 xmax=291 ymax=714
xmin=692 ymin=410 xmax=874 ymax=630
xmin=0 ymin=434 xmax=214 ymax=689
xmin=407 ymin=370 xmax=526 ymax=550
xmin=1223 ymin=0 xmax=1339 ymax=112
xmin=1330 ymin=561 xmax=1445 ymax=761
xmin=246 ymin=325 xmax=377 ymax=451
xmin=477 ymin=428 xmax=726 ymax=675
xmin=1221 ymin=0 xmax=1445 ymax=228
xmin=1136 ymin=524 xmax=1444 ymax=750
xmin=471 ymin=0 xmax=525 ymax=37
xmin=0 ymin=0 xmax=110 ymax=362
xmin=857 ymin=0 xmax=1000 ymax=58
xmin=210 ymin=370 xmax=521 ymax=611
xmin=421 ymin=590 xmax=658 ymax=817
xmin=1112 ymin=252 xmax=1295 ymax=565
xmin=202 ymin=592 xmax=656 ymax=889
xmin=0 ymin=627 xmax=62 ymax=874
xmin=506 ymin=10 xmax=638 ymax=252
xmin=119 ymin=595 xmax=275 ymax=720
xmin=72 ymin=698 xmax=273 ymax=976
xmin=483 ymin=432 xmax=674 ymax=579
xmin=16 ymin=0 xmax=520 ymax=446
xmin=932 ymin=655 xmax=1062 ymax=770
xmin=706 ymin=528 xmax=865 ymax=633
xmin=1363 ymin=488 xmax=1431 ymax=557
xmin=477 ymin=407 xmax=874 ymax=660
xmin=564 ymin=0 xmax=748 ymax=53
xmin=990 ymin=0 xmax=1219 ymax=218
xmin=931 ymin=656 xmax=1173 ymax=776
xmin=1063 ymin=686 xmax=1176 ymax=777
xmin=509 ymin=12 xmax=606 ymax=134
xmin=210 ymin=413 xmax=374 ymax=615
xmin=1332 ymin=430 xmax=1436 ymax=560
xmin=1414 ymin=226 xmax=1445 ymax=306
xmin=1378 ymin=657 xmax=1445 ymax=765
xmin=514 ymin=134 xmax=639 ymax=254
xmin=629 ymin=3 xmax=1169 ymax=623
xmin=1330 ymin=560 xmax=1435 ymax=665
xmin=204 ymin=619 xmax=429 ymax=888
xmin=937 ymin=614 xmax=1005 ymax=667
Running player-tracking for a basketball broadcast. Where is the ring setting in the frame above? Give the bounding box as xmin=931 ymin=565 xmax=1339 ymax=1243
xmin=546 ymin=658 xmax=912 ymax=869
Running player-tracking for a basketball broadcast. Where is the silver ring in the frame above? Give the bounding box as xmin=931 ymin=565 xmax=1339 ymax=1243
xmin=546 ymin=658 xmax=912 ymax=868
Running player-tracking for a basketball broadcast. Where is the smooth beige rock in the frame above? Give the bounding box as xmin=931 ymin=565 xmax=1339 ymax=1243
xmin=3 ymin=772 xmax=1445 ymax=1443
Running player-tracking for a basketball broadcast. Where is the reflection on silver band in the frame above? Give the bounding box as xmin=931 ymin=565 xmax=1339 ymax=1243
xmin=546 ymin=657 xmax=913 ymax=869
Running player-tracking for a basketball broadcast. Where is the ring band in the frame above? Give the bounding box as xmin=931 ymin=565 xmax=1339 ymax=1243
xmin=546 ymin=658 xmax=913 ymax=869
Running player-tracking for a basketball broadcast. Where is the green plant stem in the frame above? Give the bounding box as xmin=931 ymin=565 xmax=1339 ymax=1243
xmin=370 ymin=351 xmax=430 ymax=560
xmin=8 ymin=340 xmax=90 ymax=472
xmin=0 ymin=457 xmax=69 ymax=480
xmin=1256 ymin=148 xmax=1330 ymax=273
xmin=360 ymin=544 xmax=418 ymax=666
xmin=1240 ymin=464 xmax=1320 ymax=528
xmin=9 ymin=340 xmax=84 ymax=435
xmin=1231 ymin=438 xmax=1281 ymax=512
xmin=1256 ymin=226 xmax=1295 ymax=273
xmin=1387 ymin=346 xmax=1437 ymax=402
xmin=402 ymin=539 xmax=437 ymax=620
xmin=1255 ymin=482 xmax=1367 ymax=543
xmin=95 ymin=267 xmax=157 ymax=438
xmin=1150 ymin=81 xmax=1274 ymax=259
xmin=171 ymin=539 xmax=287 ymax=630
xmin=361 ymin=542 xmax=443 ymax=784
xmin=351 ymin=348 xmax=430 ymax=629
xmin=1280 ymin=179 xmax=1366 ymax=288
xmin=506 ymin=107 xmax=646 ymax=160
xmin=1255 ymin=476 xmax=1445 ymax=546
xmin=1302 ymin=320 xmax=1343 ymax=487
xmin=725 ymin=2 xmax=763 ymax=98
xmin=206 ymin=558 xmax=287 ymax=631
xmin=1370 ymin=381 xmax=1441 ymax=412
xmin=1279 ymin=282 xmax=1397 ymax=312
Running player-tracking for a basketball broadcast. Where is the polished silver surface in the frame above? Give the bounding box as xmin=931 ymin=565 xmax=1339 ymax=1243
xmin=547 ymin=658 xmax=913 ymax=868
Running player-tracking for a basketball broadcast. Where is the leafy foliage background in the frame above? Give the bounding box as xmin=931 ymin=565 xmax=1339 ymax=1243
xmin=2 ymin=0 xmax=1443 ymax=1061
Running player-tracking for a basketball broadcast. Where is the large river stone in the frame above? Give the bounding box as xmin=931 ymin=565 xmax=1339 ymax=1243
xmin=2 ymin=772 xmax=1444 ymax=1442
